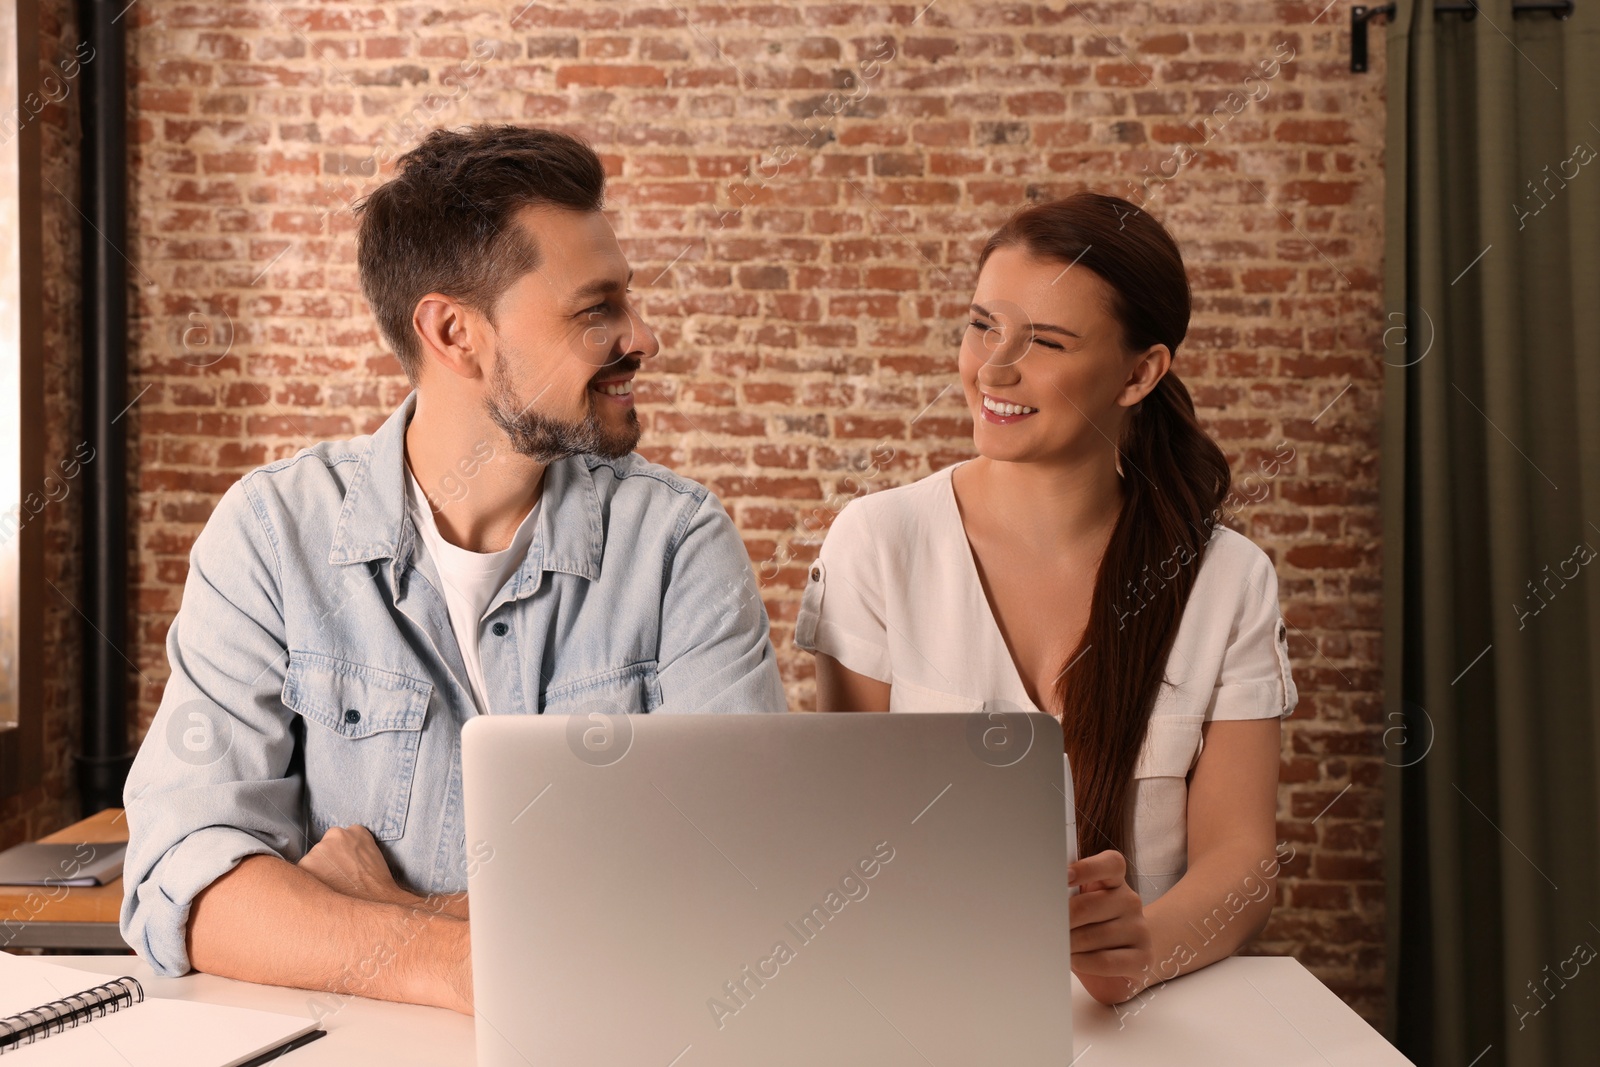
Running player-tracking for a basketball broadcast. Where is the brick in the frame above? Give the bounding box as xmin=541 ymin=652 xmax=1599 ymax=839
xmin=835 ymin=415 xmax=906 ymax=439
xmin=1275 ymin=119 xmax=1356 ymax=145
xmin=554 ymin=64 xmax=666 ymax=88
xmin=1139 ymin=34 xmax=1190 ymax=55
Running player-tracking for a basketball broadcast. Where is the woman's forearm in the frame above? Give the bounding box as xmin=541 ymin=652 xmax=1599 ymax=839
xmin=1085 ymin=841 xmax=1279 ymax=1005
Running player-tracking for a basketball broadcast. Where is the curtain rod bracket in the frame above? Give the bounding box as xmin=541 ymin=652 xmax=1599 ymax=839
xmin=1351 ymin=3 xmax=1397 ymax=74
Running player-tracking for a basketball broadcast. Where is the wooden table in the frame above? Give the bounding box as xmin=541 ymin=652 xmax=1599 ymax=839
xmin=0 ymin=807 xmax=131 ymax=950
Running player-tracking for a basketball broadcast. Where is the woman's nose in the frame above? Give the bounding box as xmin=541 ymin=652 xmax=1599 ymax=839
xmin=978 ymin=319 xmax=1033 ymax=371
xmin=976 ymin=336 xmax=1026 ymax=383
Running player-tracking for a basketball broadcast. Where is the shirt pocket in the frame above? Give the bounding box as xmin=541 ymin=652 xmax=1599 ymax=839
xmin=1125 ymin=714 xmax=1205 ymax=893
xmin=888 ymin=676 xmax=984 ymax=714
xmin=282 ymin=651 xmax=433 ymax=843
xmin=541 ymin=659 xmax=664 ymax=715
xmin=1132 ymin=714 xmax=1205 ymax=780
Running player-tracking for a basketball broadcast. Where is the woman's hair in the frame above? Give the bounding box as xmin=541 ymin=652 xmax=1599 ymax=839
xmin=978 ymin=192 xmax=1232 ymax=860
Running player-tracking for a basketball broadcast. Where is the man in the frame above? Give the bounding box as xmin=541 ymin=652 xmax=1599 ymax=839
xmin=120 ymin=125 xmax=788 ymax=1015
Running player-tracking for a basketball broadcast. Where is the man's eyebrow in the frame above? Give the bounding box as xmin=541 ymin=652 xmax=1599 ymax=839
xmin=969 ymin=303 xmax=1082 ymax=338
xmin=571 ymin=268 xmax=635 ymax=303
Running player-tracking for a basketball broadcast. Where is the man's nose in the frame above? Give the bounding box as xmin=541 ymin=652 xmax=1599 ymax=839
xmin=625 ymin=305 xmax=660 ymax=363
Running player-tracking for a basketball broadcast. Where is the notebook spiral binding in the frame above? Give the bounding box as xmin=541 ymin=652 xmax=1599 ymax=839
xmin=0 ymin=975 xmax=145 ymax=1055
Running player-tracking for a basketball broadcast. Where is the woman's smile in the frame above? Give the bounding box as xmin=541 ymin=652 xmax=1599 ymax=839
xmin=979 ymin=391 xmax=1040 ymax=423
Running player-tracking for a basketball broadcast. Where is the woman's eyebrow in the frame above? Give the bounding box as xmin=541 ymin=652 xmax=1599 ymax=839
xmin=968 ymin=302 xmax=1082 ymax=338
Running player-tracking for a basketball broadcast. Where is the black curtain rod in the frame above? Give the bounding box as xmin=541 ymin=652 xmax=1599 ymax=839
xmin=1352 ymin=0 xmax=1576 ymax=72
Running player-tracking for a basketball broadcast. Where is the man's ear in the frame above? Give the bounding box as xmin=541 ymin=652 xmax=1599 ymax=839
xmin=413 ymin=293 xmax=489 ymax=381
xmin=1117 ymin=343 xmax=1172 ymax=409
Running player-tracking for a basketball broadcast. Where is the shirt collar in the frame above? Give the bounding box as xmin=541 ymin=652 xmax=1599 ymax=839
xmin=327 ymin=390 xmax=604 ymax=589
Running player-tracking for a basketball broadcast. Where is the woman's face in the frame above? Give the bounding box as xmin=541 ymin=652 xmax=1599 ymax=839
xmin=958 ymin=244 xmax=1168 ymax=466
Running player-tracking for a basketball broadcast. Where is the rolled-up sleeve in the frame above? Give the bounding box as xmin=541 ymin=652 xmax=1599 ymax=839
xmin=792 ymin=497 xmax=891 ymax=683
xmin=1204 ymin=545 xmax=1300 ymax=722
xmin=120 ymin=477 xmax=306 ymax=976
xmin=654 ymin=489 xmax=788 ymax=714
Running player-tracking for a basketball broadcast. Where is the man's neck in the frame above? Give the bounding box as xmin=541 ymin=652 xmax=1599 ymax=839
xmin=405 ymin=392 xmax=546 ymax=553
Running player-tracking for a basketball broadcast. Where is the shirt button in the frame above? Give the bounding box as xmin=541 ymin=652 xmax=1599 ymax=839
xmin=344 ymin=709 xmax=361 ymax=724
xmin=491 ymin=621 xmax=509 ymax=637
xmin=810 ymin=566 xmax=821 ymax=581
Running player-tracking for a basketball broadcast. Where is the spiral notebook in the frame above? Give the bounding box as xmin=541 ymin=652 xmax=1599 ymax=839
xmin=0 ymin=954 xmax=323 ymax=1065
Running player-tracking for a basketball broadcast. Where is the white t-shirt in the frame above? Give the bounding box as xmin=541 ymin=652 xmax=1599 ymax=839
xmin=793 ymin=460 xmax=1297 ymax=904
xmin=404 ymin=465 xmax=540 ymax=716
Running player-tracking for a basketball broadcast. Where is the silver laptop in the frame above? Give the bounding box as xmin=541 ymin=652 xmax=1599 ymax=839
xmin=462 ymin=712 xmax=1074 ymax=1066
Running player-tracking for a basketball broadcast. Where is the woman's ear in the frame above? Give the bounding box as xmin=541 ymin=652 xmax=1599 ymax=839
xmin=413 ymin=293 xmax=489 ymax=381
xmin=1117 ymin=343 xmax=1172 ymax=409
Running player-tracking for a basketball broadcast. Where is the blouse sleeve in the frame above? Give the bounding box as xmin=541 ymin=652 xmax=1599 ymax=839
xmin=1205 ymin=544 xmax=1299 ymax=721
xmin=793 ymin=497 xmax=892 ymax=683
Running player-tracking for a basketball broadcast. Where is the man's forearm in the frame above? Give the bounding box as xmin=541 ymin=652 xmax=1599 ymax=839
xmin=187 ymin=853 xmax=470 ymax=1011
xmin=396 ymin=890 xmax=469 ymax=920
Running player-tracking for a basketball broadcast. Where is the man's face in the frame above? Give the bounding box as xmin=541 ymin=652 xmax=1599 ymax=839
xmin=481 ymin=205 xmax=659 ymax=462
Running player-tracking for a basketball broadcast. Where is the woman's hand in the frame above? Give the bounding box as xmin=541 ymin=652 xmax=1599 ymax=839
xmin=298 ymin=824 xmax=416 ymax=907
xmin=1069 ymin=849 xmax=1155 ymax=1005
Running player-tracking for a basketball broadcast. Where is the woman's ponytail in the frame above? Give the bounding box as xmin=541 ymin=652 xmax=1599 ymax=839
xmin=1065 ymin=370 xmax=1229 ymax=858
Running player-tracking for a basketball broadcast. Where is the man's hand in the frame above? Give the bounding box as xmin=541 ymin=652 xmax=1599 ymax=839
xmin=295 ymin=829 xmax=475 ymax=1014
xmin=298 ymin=824 xmax=472 ymax=921
xmin=298 ymin=825 xmax=412 ymax=907
xmin=1069 ymin=849 xmax=1155 ymax=1005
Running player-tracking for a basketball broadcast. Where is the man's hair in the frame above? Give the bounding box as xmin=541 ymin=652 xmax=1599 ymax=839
xmin=353 ymin=124 xmax=607 ymax=383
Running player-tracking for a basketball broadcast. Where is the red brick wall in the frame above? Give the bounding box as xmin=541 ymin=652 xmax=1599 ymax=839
xmin=5 ymin=0 xmax=1389 ymax=1029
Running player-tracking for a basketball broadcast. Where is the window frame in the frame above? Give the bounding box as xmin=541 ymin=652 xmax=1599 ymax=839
xmin=0 ymin=0 xmax=48 ymax=802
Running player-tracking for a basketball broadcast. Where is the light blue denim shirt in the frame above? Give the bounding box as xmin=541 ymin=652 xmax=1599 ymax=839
xmin=120 ymin=391 xmax=787 ymax=976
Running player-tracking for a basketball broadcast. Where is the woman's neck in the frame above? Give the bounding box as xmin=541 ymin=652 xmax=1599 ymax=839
xmin=958 ymin=450 xmax=1125 ymax=559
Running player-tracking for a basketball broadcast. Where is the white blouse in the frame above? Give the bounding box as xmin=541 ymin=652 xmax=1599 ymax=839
xmin=793 ymin=460 xmax=1298 ymax=904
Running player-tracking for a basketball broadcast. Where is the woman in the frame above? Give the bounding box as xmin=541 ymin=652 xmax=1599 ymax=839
xmin=793 ymin=192 xmax=1297 ymax=1008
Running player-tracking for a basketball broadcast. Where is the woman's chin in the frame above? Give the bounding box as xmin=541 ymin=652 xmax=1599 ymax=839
xmin=972 ymin=422 xmax=1044 ymax=458
xmin=972 ymin=439 xmax=1042 ymax=465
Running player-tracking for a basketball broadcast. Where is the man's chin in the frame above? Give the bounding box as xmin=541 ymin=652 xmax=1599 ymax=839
xmin=533 ymin=427 xmax=641 ymax=463
xmin=586 ymin=406 xmax=641 ymax=458
xmin=591 ymin=434 xmax=640 ymax=460
xmin=488 ymin=399 xmax=641 ymax=462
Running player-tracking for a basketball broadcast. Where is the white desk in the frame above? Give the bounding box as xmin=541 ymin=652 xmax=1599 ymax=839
xmin=42 ymin=954 xmax=1411 ymax=1065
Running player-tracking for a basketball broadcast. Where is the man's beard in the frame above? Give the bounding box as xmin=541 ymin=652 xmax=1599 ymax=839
xmin=485 ymin=352 xmax=641 ymax=463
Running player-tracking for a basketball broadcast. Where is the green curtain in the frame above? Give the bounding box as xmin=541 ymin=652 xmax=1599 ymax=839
xmin=1383 ymin=0 xmax=1600 ymax=1064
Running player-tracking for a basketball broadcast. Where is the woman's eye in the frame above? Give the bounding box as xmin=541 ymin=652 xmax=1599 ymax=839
xmin=1032 ymin=337 xmax=1065 ymax=351
xmin=967 ymin=319 xmax=993 ymax=332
